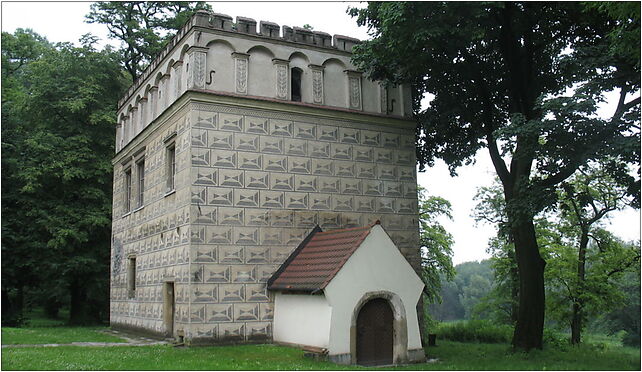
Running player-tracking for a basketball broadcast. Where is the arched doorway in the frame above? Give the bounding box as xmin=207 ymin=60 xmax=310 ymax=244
xmin=356 ymin=298 xmax=393 ymax=366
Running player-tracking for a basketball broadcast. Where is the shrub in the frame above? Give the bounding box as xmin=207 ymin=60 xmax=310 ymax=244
xmin=434 ymin=320 xmax=512 ymax=343
xmin=542 ymin=328 xmax=573 ymax=351
xmin=622 ymin=330 xmax=640 ymax=347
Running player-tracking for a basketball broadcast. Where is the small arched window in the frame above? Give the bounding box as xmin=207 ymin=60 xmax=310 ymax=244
xmin=291 ymin=67 xmax=302 ymax=102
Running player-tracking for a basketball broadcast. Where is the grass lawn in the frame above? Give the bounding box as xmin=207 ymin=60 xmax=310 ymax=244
xmin=2 ymin=340 xmax=640 ymax=370
xmin=1 ymin=327 xmax=125 ymax=345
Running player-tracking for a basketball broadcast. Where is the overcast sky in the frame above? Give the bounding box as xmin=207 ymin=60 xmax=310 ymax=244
xmin=2 ymin=1 xmax=639 ymax=264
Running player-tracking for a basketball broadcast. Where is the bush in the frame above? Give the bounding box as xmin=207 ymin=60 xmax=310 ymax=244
xmin=434 ymin=320 xmax=512 ymax=343
xmin=622 ymin=330 xmax=640 ymax=347
xmin=543 ymin=328 xmax=570 ymax=350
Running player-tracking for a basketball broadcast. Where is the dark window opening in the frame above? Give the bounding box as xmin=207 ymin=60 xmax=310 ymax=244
xmin=128 ymin=256 xmax=136 ymax=298
xmin=124 ymin=168 xmax=132 ymax=213
xmin=136 ymin=159 xmax=145 ymax=208
xmin=291 ymin=68 xmax=302 ymax=102
xmin=166 ymin=144 xmax=176 ymax=192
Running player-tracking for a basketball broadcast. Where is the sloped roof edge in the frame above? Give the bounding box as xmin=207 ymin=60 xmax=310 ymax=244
xmin=266 ymin=225 xmax=323 ymax=290
xmin=267 ymin=222 xmax=380 ymax=293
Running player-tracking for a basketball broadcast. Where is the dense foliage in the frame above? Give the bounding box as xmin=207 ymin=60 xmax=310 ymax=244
xmin=1 ymin=29 xmax=128 ymax=325
xmin=2 ymin=1 xmax=214 ymax=326
xmin=418 ymin=187 xmax=455 ymax=305
xmin=350 ymin=1 xmax=640 ymax=350
xmin=86 ymin=1 xmax=211 ymax=80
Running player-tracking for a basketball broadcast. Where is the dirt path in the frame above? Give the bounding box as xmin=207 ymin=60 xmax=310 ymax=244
xmin=2 ymin=329 xmax=170 ymax=348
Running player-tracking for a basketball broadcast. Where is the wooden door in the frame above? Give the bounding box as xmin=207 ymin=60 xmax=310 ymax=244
xmin=163 ymin=282 xmax=175 ymax=337
xmin=356 ymin=298 xmax=393 ymax=366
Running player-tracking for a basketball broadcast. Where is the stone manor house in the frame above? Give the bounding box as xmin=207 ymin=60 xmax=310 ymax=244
xmin=110 ymin=11 xmax=424 ymax=365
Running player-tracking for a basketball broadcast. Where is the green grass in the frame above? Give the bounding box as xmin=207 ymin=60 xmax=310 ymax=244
xmin=2 ymin=340 xmax=639 ymax=370
xmin=422 ymin=341 xmax=640 ymax=370
xmin=1 ymin=327 xmax=125 ymax=345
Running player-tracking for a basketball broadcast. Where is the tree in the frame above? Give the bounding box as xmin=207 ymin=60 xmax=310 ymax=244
xmin=417 ymin=187 xmax=455 ymax=336
xmin=450 ymin=261 xmax=494 ymax=319
xmin=555 ymin=163 xmax=638 ymax=344
xmin=429 ymin=278 xmax=465 ymax=322
xmin=428 ymin=260 xmax=494 ymax=321
xmin=600 ymin=270 xmax=641 ymax=347
xmin=1 ymin=30 xmax=128 ymax=324
xmin=86 ymin=1 xmax=211 ymax=81
xmin=544 ymin=230 xmax=640 ymax=345
xmin=349 ymin=2 xmax=640 ymax=350
xmin=418 ymin=187 xmax=455 ymax=305
xmin=472 ymin=183 xmax=520 ymax=324
xmin=474 ymin=172 xmax=639 ymax=345
xmin=1 ymin=29 xmax=54 ymax=325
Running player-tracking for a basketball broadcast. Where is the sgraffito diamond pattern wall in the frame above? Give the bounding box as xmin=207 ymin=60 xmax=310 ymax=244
xmin=187 ymin=102 xmax=419 ymax=342
xmin=111 ymin=107 xmax=193 ymax=336
xmin=111 ymin=100 xmax=420 ymax=344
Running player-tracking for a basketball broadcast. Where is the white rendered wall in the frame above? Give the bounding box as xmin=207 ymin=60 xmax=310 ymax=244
xmin=273 ymin=293 xmax=332 ymax=348
xmin=206 ymin=40 xmax=235 ymax=93
xmin=324 ymin=225 xmax=424 ymax=356
xmin=247 ymin=47 xmax=276 ymax=97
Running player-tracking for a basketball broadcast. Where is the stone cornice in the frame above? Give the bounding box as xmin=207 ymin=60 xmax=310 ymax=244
xmin=186 ymin=89 xmax=414 ymax=128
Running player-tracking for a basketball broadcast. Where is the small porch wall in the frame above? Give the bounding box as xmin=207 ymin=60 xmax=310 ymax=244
xmin=273 ymin=293 xmax=332 ymax=348
xmin=323 ymin=225 xmax=424 ymax=362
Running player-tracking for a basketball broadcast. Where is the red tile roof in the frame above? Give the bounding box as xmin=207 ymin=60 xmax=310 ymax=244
xmin=267 ymin=224 xmax=376 ymax=293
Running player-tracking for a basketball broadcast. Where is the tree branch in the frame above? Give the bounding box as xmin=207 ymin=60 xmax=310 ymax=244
xmin=611 ymin=85 xmax=639 ymax=124
xmin=607 ymin=254 xmax=640 ymax=277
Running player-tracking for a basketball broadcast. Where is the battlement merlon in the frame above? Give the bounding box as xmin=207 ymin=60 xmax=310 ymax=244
xmin=115 ymin=10 xmax=413 ymax=153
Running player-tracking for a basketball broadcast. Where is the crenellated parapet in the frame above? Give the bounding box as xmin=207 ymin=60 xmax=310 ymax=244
xmin=115 ymin=10 xmax=412 ymax=153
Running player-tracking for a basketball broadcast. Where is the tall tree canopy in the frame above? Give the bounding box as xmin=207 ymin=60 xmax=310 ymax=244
xmin=1 ymin=29 xmax=54 ymax=325
xmin=1 ymin=30 xmax=128 ymax=324
xmin=86 ymin=1 xmax=211 ymax=81
xmin=350 ymin=2 xmax=640 ymax=350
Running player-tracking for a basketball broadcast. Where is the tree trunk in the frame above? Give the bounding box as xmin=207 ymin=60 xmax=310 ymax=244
xmin=69 ymin=279 xmax=96 ymax=325
xmin=44 ymin=298 xmax=62 ymax=319
xmin=511 ymin=219 xmax=546 ymax=350
xmin=1 ymin=286 xmax=25 ymax=326
xmin=571 ymin=303 xmax=582 ymax=345
xmin=571 ymin=230 xmax=589 ymax=345
xmin=508 ymin=248 xmax=519 ymax=325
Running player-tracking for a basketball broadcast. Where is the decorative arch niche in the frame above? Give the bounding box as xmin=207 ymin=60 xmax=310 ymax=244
xmin=206 ymin=40 xmax=235 ymax=91
xmin=322 ymin=58 xmax=347 ymax=108
xmin=246 ymin=45 xmax=276 ymax=97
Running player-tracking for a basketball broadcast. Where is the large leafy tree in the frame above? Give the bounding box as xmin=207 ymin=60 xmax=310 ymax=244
xmin=350 ymin=2 xmax=640 ymax=350
xmin=1 ymin=30 xmax=128 ymax=324
xmin=86 ymin=1 xmax=211 ymax=81
xmin=1 ymin=29 xmax=53 ymax=325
